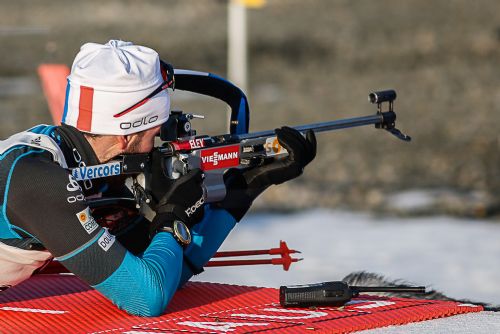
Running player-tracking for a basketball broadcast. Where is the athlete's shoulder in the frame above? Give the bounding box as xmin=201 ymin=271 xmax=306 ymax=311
xmin=11 ymin=153 xmax=76 ymax=194
xmin=0 ymin=125 xmax=60 ymax=161
xmin=15 ymin=151 xmax=66 ymax=172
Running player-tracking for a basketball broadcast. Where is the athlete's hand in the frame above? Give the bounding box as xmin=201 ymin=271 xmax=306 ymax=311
xmin=218 ymin=127 xmax=316 ymax=221
xmin=149 ymin=169 xmax=205 ymax=235
xmin=249 ymin=126 xmax=316 ymax=186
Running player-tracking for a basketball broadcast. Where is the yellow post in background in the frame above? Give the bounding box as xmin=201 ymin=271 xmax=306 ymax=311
xmin=227 ymin=0 xmax=266 ymax=95
xmin=227 ymin=0 xmax=265 ymax=128
xmin=228 ymin=0 xmax=247 ymax=94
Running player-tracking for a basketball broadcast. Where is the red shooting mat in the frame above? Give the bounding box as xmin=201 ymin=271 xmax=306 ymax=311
xmin=0 ymin=275 xmax=482 ymax=334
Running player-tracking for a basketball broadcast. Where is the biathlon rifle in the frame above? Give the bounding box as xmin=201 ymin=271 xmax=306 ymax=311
xmin=122 ymin=90 xmax=410 ymax=205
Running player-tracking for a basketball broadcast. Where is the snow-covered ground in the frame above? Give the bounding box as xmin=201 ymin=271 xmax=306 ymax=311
xmin=194 ymin=209 xmax=500 ymax=306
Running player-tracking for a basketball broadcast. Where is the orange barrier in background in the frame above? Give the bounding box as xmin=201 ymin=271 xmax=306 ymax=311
xmin=37 ymin=64 xmax=70 ymax=125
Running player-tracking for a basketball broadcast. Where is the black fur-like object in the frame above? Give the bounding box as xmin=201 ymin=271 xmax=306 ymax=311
xmin=342 ymin=271 xmax=499 ymax=312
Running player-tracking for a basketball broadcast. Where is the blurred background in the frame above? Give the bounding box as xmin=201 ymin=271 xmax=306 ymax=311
xmin=1 ymin=0 xmax=499 ymax=216
xmin=1 ymin=0 xmax=500 ymax=303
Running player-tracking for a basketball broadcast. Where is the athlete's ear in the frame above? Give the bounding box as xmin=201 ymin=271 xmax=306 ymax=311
xmin=117 ymin=135 xmax=128 ymax=150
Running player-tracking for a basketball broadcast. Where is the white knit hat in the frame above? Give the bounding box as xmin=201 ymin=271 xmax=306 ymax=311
xmin=62 ymin=40 xmax=170 ymax=135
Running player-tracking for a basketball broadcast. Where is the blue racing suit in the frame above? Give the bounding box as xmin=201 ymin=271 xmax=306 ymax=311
xmin=0 ymin=124 xmax=236 ymax=316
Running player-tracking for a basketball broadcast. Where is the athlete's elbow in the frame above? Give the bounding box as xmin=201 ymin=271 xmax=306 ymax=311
xmin=93 ymin=270 xmax=177 ymax=317
xmin=128 ymin=287 xmax=179 ymax=317
xmin=120 ymin=289 xmax=174 ymax=317
xmin=141 ymin=306 xmax=164 ymax=317
xmin=131 ymin=299 xmax=166 ymax=317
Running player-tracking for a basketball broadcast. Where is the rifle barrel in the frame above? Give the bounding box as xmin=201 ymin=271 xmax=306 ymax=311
xmin=236 ymin=113 xmax=389 ymax=140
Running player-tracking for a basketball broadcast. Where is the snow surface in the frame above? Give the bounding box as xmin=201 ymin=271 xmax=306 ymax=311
xmin=192 ymin=209 xmax=500 ymax=332
xmin=358 ymin=312 xmax=500 ymax=334
xmin=385 ymin=190 xmax=437 ymax=211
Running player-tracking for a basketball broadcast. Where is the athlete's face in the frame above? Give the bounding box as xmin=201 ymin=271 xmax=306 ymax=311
xmin=125 ymin=125 xmax=161 ymax=154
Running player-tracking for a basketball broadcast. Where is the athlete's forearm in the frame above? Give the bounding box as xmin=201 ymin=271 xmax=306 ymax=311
xmin=178 ymin=205 xmax=237 ymax=287
xmin=93 ymin=232 xmax=183 ymax=317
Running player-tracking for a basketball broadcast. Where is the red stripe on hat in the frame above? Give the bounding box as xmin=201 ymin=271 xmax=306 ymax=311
xmin=77 ymin=86 xmax=94 ymax=131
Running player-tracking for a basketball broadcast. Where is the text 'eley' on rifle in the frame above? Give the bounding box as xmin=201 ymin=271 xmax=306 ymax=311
xmin=120 ymin=86 xmax=411 ymax=206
